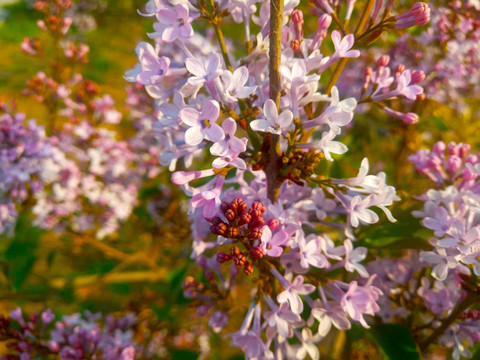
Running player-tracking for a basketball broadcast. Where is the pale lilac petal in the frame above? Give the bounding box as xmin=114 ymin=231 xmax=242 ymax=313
xmin=250 ymin=119 xmax=271 ymax=132
xmin=202 ymin=100 xmax=220 ymax=121
xmin=156 ymin=8 xmax=177 ymax=24
xmin=210 ymin=141 xmax=229 ymax=156
xmin=185 ymin=127 xmax=204 ymax=145
xmin=231 ymin=67 xmax=249 ymax=88
xmin=222 ymin=117 xmax=237 ymax=134
xmin=277 ymin=110 xmax=293 ymax=129
xmin=206 ymin=53 xmax=220 ymax=74
xmin=263 ymin=99 xmax=278 ymax=122
xmin=186 ymin=58 xmax=206 ymax=77
xmin=162 ymin=26 xmax=181 ymax=42
xmin=205 ymin=123 xmax=225 ymax=142
xmin=180 ymin=23 xmax=194 ymax=38
xmin=229 ymin=137 xmax=247 ymax=153
xmin=179 ymin=108 xmax=200 ymax=126
xmin=175 ymin=3 xmax=189 ymax=19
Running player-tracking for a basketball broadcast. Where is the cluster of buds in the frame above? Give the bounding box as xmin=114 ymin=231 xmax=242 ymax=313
xmin=281 ymin=149 xmax=323 ymax=185
xmin=217 ymin=246 xmax=254 ymax=275
xmin=64 ymin=43 xmax=89 ymax=64
xmin=211 ymin=198 xmax=270 ymax=275
xmin=460 ymin=310 xmax=480 ymax=321
xmin=210 ymin=198 xmax=266 ymax=241
xmin=21 ymin=37 xmax=42 ymax=56
xmin=182 ymin=276 xmax=206 ymax=298
xmin=395 ymin=2 xmax=430 ymax=29
xmin=23 ymin=72 xmax=67 ymax=103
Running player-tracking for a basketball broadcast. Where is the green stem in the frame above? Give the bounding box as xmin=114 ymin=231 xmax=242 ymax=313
xmin=207 ymin=0 xmax=233 ymax=71
xmin=324 ymin=0 xmax=376 ymax=95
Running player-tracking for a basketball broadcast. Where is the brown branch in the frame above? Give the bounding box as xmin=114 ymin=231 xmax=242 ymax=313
xmin=419 ymin=292 xmax=479 ymax=352
xmin=266 ymin=0 xmax=284 ymax=202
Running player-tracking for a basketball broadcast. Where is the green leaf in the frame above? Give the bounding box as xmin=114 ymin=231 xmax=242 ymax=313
xmin=168 ymin=349 xmax=199 ymax=360
xmin=370 ymin=324 xmax=421 ymax=360
xmin=357 ymin=219 xmax=430 ymax=249
xmin=5 ymin=214 xmax=43 ymax=290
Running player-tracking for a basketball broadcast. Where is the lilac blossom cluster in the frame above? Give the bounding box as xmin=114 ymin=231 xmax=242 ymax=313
xmin=0 ymin=308 xmax=137 ymax=360
xmin=123 ymin=0 xmax=436 ymax=357
xmin=356 ymin=142 xmax=480 ymax=359
xmin=0 ymin=108 xmax=52 ymax=234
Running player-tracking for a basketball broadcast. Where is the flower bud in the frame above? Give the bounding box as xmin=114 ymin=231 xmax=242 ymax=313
xmin=239 ymin=213 xmax=252 ymax=226
xmin=268 ymin=218 xmax=279 ymax=230
xmin=225 ymin=209 xmax=236 ymax=221
xmin=226 ymin=226 xmax=239 ymax=238
xmin=230 ymin=246 xmax=241 ymax=256
xmin=402 ymin=113 xmax=419 ymax=125
xmin=243 ymin=262 xmax=254 ymax=275
xmin=251 ymin=201 xmax=266 ymax=214
xmin=395 ymin=64 xmax=405 ymax=74
xmin=446 ymin=155 xmax=462 ymax=173
xmin=220 ymin=201 xmax=230 ymax=213
xmin=216 ymin=252 xmax=231 ymax=263
xmin=249 ymin=227 xmax=263 ymax=240
xmin=448 ymin=142 xmax=460 ymax=156
xmin=250 ymin=216 xmax=265 ymax=228
xmin=433 ymin=141 xmax=446 ymax=154
xmin=411 ymin=70 xmax=425 ymax=83
xmin=377 ymin=55 xmax=390 ymax=67
xmin=234 ymin=253 xmax=246 ymax=266
xmin=250 ymin=246 xmax=265 ymax=259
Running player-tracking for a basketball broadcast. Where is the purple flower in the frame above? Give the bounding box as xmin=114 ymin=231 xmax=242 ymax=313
xmin=273 ymin=270 xmax=315 ymax=314
xmin=331 ymin=30 xmax=360 ymax=59
xmin=261 ymin=226 xmax=289 ymax=257
xmin=250 ymin=99 xmax=293 ymax=135
xmin=179 ymin=100 xmax=224 ymax=146
xmin=344 ymin=239 xmax=368 ymax=277
xmin=310 ymin=300 xmax=351 ymax=337
xmin=127 ymin=42 xmax=171 ymax=86
xmin=263 ymin=296 xmax=302 ymax=338
xmin=191 ymin=176 xmax=224 ymax=218
xmin=220 ymin=67 xmax=257 ymax=102
xmin=156 ymin=4 xmax=193 ymax=42
xmin=210 ymin=118 xmax=247 ymax=156
xmin=185 ymin=53 xmax=223 ymax=97
xmin=296 ymin=232 xmax=329 ymax=269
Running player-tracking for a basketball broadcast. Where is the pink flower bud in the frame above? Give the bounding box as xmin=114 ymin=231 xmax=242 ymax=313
xmin=377 ymin=55 xmax=390 ymax=67
xmin=448 ymin=142 xmax=460 ymax=156
xmin=433 ymin=141 xmax=446 ymax=154
xmin=291 ymin=10 xmax=304 ymax=24
xmin=402 ymin=113 xmax=419 ymax=125
xmin=395 ymin=2 xmax=430 ymax=29
xmin=318 ymin=13 xmax=332 ymax=32
xmin=268 ymin=218 xmax=279 ymax=230
xmin=411 ymin=70 xmax=425 ymax=83
xmin=446 ymin=155 xmax=462 ymax=173
xmin=459 ymin=143 xmax=471 ymax=157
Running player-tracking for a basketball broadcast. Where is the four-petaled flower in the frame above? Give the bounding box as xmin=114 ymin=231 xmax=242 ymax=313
xmin=179 ymin=100 xmax=224 ymax=146
xmin=156 ymin=4 xmax=194 ymax=42
xmin=250 ymin=99 xmax=293 ymax=135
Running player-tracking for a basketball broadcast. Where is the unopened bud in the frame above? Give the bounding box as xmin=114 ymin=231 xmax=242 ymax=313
xmin=251 ymin=246 xmax=265 ymax=259
xmin=411 ymin=70 xmax=425 ymax=83
xmin=377 ymin=55 xmax=390 ymax=67
xmin=243 ymin=262 xmax=254 ymax=275
xmin=402 ymin=113 xmax=419 ymax=125
xmin=268 ymin=218 xmax=280 ymax=230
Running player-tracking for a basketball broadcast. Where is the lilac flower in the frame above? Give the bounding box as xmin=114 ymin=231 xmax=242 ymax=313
xmin=184 ymin=53 xmax=223 ymax=97
xmin=422 ymin=206 xmax=452 ymax=237
xmin=179 ymin=100 xmax=224 ymax=145
xmin=372 ymin=70 xmax=424 ymax=101
xmin=155 ymin=4 xmax=193 ymax=42
xmin=212 ymin=153 xmax=247 ymax=170
xmin=296 ymin=328 xmax=320 ymax=360
xmin=331 ymin=30 xmax=360 ymax=59
xmin=125 ymin=42 xmax=171 ymax=86
xmin=310 ymin=299 xmax=350 ymax=337
xmin=210 ymin=118 xmax=247 ymax=156
xmin=340 ymin=277 xmax=382 ymax=328
xmin=298 ymin=130 xmax=348 ymax=161
xmin=347 ymin=195 xmax=379 ymax=228
xmin=191 ymin=176 xmax=224 ymax=218
xmin=220 ymin=67 xmax=257 ymax=103
xmin=344 ymin=239 xmax=368 ymax=277
xmin=273 ymin=269 xmax=315 ymax=314
xmin=250 ymin=99 xmax=293 ymax=135
xmin=296 ymin=232 xmax=329 ymax=269
xmin=230 ymin=304 xmax=266 ymax=359
xmin=263 ymin=296 xmax=302 ymax=338
xmin=261 ymin=226 xmax=289 ymax=257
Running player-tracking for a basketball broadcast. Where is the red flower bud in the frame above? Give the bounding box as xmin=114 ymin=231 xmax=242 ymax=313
xmin=251 ymin=201 xmax=266 ymax=214
xmin=239 ymin=213 xmax=252 ymax=226
xmin=226 ymin=226 xmax=239 ymax=238
xmin=216 ymin=252 xmax=231 ymax=263
xmin=250 ymin=216 xmax=265 ymax=228
xmin=243 ymin=261 xmax=254 ymax=275
xmin=230 ymin=246 xmax=241 ymax=256
xmin=249 ymin=227 xmax=263 ymax=240
xmin=234 ymin=253 xmax=246 ymax=266
xmin=225 ymin=209 xmax=236 ymax=221
xmin=220 ymin=201 xmax=230 ymax=213
xmin=268 ymin=218 xmax=279 ymax=230
xmin=250 ymin=246 xmax=265 ymax=259
xmin=377 ymin=55 xmax=390 ymax=67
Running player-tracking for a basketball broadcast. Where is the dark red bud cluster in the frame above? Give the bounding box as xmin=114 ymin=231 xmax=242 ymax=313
xmin=183 ymin=276 xmax=205 ymax=298
xmin=250 ymin=246 xmax=265 ymax=259
xmin=460 ymin=310 xmax=480 ymax=320
xmin=215 ymin=246 xmax=254 ymax=275
xmin=210 ymin=198 xmax=266 ymax=241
